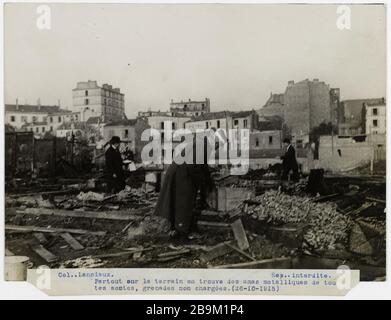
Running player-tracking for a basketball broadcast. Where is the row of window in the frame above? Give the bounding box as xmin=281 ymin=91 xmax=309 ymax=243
xmin=84 ymin=89 xmax=124 ymax=100
xmin=10 ymin=115 xmax=63 ymax=123
xmin=84 ymin=98 xmax=123 ymax=109
xmin=28 ymin=126 xmax=54 ymax=133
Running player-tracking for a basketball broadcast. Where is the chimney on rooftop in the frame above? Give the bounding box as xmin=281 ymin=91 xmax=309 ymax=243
xmin=16 ymin=98 xmax=19 ymax=110
xmin=288 ymin=80 xmax=294 ymax=86
xmin=37 ymin=98 xmax=41 ymax=111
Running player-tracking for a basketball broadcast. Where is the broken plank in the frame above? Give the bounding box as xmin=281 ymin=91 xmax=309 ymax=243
xmin=93 ymin=247 xmax=154 ymax=259
xmin=347 ymin=203 xmax=374 ymax=216
xmin=33 ymin=233 xmax=48 ymax=244
xmin=5 ymin=225 xmax=106 ymax=236
xmin=312 ymin=193 xmax=340 ymax=203
xmin=157 ymin=249 xmax=190 ymax=258
xmin=210 ymin=257 xmax=292 ymax=269
xmin=226 ymin=243 xmax=256 ymax=261
xmin=8 ymin=189 xmax=77 ymax=198
xmin=12 ymin=208 xmax=140 ymax=222
xmin=31 ymin=245 xmax=57 ymax=263
xmin=366 ymin=197 xmax=386 ymax=204
xmin=61 ymin=233 xmax=84 ymax=250
xmin=199 ymin=210 xmax=227 ymax=217
xmin=197 ymin=221 xmax=231 ymax=228
xmin=231 ymin=219 xmax=249 ymax=251
xmin=200 ymin=242 xmax=233 ymax=262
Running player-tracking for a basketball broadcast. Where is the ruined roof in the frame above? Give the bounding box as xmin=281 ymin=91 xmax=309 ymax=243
xmin=5 ymin=104 xmax=68 ymax=114
xmin=262 ymin=93 xmax=285 ymax=108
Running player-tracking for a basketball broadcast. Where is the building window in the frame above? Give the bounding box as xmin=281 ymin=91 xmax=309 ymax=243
xmin=42 ymin=127 xmax=45 ymax=133
xmin=217 ymin=120 xmax=220 ymax=128
xmin=85 ymin=99 xmax=89 ymax=105
xmin=206 ymin=122 xmax=209 ymax=129
xmin=32 ymin=116 xmax=37 ymax=122
xmin=58 ymin=117 xmax=62 ymax=122
xmin=373 ymin=119 xmax=378 ymax=127
xmin=244 ymin=119 xmax=248 ymax=128
xmin=49 ymin=117 xmax=53 ymax=123
xmin=50 ymin=126 xmax=53 ymax=132
xmin=10 ymin=116 xmax=15 ymax=122
xmin=124 ymin=129 xmax=129 ymax=139
xmin=85 ymin=90 xmax=88 ymax=96
xmin=172 ymin=123 xmax=176 ymax=130
xmin=373 ymin=108 xmax=378 ymax=115
xmin=268 ymin=136 xmax=273 ymax=145
xmin=36 ymin=127 xmax=39 ymax=133
xmin=234 ymin=119 xmax=239 ymax=126
xmin=160 ymin=122 xmax=164 ymax=129
xmin=255 ymin=138 xmax=259 ymax=147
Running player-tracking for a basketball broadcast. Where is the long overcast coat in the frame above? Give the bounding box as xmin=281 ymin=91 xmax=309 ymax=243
xmin=154 ymin=162 xmax=196 ymax=234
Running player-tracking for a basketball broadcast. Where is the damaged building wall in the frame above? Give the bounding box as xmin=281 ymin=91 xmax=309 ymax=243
xmin=318 ymin=136 xmax=374 ymax=172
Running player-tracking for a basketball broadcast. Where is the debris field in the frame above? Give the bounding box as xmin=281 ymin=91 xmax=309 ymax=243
xmin=5 ymin=170 xmax=386 ymax=281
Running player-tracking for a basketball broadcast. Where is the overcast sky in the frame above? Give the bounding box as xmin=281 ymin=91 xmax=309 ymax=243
xmin=4 ymin=3 xmax=386 ymax=118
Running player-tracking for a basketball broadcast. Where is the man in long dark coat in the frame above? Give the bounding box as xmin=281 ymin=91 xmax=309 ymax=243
xmin=105 ymin=136 xmax=126 ymax=193
xmin=154 ymin=131 xmax=219 ymax=238
xmin=281 ymin=138 xmax=299 ymax=182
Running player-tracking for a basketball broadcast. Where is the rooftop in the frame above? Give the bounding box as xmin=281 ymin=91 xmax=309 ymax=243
xmin=5 ymin=104 xmax=68 ymax=114
xmin=105 ymin=119 xmax=137 ymax=127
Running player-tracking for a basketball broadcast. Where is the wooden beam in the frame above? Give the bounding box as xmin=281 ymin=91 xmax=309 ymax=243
xmin=200 ymin=242 xmax=233 ymax=262
xmin=366 ymin=197 xmax=386 ymax=204
xmin=31 ymin=245 xmax=57 ymax=263
xmin=226 ymin=243 xmax=256 ymax=261
xmin=10 ymin=208 xmax=141 ymax=221
xmin=5 ymin=225 xmax=106 ymax=236
xmin=231 ymin=219 xmax=249 ymax=251
xmin=61 ymin=233 xmax=84 ymax=250
xmin=312 ymin=193 xmax=340 ymax=203
xmin=197 ymin=221 xmax=231 ymax=228
xmin=8 ymin=189 xmax=77 ymax=198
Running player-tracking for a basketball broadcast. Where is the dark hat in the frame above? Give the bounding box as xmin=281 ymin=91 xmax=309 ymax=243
xmin=110 ymin=136 xmax=121 ymax=144
xmin=283 ymin=138 xmax=291 ymax=144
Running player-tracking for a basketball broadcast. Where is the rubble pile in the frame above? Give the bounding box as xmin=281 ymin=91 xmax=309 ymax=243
xmin=244 ymin=189 xmax=351 ymax=250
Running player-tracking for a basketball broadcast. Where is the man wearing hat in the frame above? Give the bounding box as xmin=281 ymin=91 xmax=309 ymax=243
xmin=105 ymin=136 xmax=126 ymax=193
xmin=281 ymin=138 xmax=299 ymax=182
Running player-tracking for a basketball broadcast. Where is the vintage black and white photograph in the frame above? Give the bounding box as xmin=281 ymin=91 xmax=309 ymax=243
xmin=3 ymin=3 xmax=386 ymax=284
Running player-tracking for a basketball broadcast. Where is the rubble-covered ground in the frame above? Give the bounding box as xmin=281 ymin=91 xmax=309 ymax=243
xmin=5 ymin=170 xmax=386 ymax=281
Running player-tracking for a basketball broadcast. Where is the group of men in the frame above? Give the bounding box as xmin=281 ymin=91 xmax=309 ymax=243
xmin=105 ymin=135 xmax=299 ymax=239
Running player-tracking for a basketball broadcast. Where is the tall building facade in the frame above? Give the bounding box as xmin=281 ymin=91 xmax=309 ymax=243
xmin=72 ymin=80 xmax=125 ymax=122
xmin=365 ymin=99 xmax=386 ymax=135
xmin=170 ymin=98 xmax=210 ymax=117
xmin=284 ymin=79 xmax=338 ymax=137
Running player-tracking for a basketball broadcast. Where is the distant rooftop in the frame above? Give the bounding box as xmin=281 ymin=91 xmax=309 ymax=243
xmin=105 ymin=119 xmax=137 ymax=127
xmin=5 ymin=104 xmax=69 ymax=114
xmin=190 ymin=110 xmax=255 ymax=121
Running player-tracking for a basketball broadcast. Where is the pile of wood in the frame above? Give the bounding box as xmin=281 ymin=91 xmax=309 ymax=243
xmin=243 ymin=189 xmax=351 ymax=250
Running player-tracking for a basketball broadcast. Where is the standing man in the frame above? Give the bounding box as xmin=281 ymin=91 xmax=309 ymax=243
xmin=105 ymin=136 xmax=126 ymax=193
xmin=281 ymin=138 xmax=299 ymax=182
